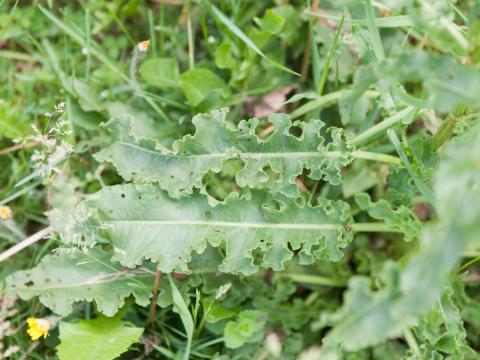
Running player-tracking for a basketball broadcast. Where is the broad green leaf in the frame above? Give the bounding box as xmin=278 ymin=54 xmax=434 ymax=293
xmin=75 ymin=183 xmax=354 ymax=275
xmin=215 ymin=41 xmax=237 ymax=69
xmin=73 ymin=79 xmax=103 ymax=112
xmin=95 ymin=109 xmax=354 ymax=199
xmin=204 ymin=301 xmax=238 ymax=323
xmin=258 ymin=9 xmax=285 ymax=35
xmin=318 ymin=122 xmax=480 ymax=357
xmin=179 ymin=68 xmax=227 ymax=107
xmin=56 ymin=316 xmax=143 ymax=360
xmin=139 ymin=58 xmax=179 ymax=88
xmin=0 ymin=100 xmax=29 ymax=139
xmin=224 ymin=310 xmax=267 ymax=349
xmin=5 ymin=248 xmax=152 ymax=316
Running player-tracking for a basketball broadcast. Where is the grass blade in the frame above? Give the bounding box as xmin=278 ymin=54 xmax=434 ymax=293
xmin=168 ymin=274 xmax=193 ymax=360
xmin=318 ymin=15 xmax=345 ymax=95
xmin=364 ymin=0 xmax=385 ymax=61
xmin=202 ymin=1 xmax=299 ymax=76
xmin=387 ymin=129 xmax=436 ymax=207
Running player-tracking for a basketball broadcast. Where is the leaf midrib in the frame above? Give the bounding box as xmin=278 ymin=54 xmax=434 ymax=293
xmin=118 ymin=141 xmax=343 ymax=159
xmin=107 ymin=219 xmax=342 ymax=230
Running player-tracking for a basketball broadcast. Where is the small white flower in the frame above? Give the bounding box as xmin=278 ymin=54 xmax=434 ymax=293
xmin=208 ymin=36 xmax=216 ymax=44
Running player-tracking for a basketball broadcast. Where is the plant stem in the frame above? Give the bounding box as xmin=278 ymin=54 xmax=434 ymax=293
xmin=350 ymin=106 xmax=416 ymax=147
xmin=0 ymin=227 xmax=53 ymax=263
xmin=351 ymin=150 xmax=400 ymax=165
xmin=351 ymin=223 xmax=401 ymax=233
xmin=403 ymin=324 xmax=420 ymax=356
xmin=364 ymin=0 xmax=385 ymax=61
xmin=282 ymin=273 xmax=346 ymax=287
xmin=291 ymin=90 xmax=379 ymax=119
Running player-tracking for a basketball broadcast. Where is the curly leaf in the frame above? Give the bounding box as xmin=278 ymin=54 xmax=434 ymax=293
xmin=94 ymin=108 xmax=354 ymax=199
xmin=319 ymin=122 xmax=480 ymax=357
xmin=76 ymin=184 xmax=354 ymax=275
xmin=4 ymin=248 xmax=152 ymax=316
xmin=355 ymin=192 xmax=421 ymax=242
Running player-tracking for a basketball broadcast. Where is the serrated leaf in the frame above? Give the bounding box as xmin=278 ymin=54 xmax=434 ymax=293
xmin=354 ymin=192 xmax=421 ymax=242
xmin=318 ymin=122 xmax=480 ymax=357
xmin=95 ymin=108 xmax=354 ymax=199
xmin=224 ymin=310 xmax=267 ymax=349
xmin=5 ymin=248 xmax=152 ymax=316
xmin=56 ymin=316 xmax=143 ymax=360
xmin=76 ymin=183 xmax=354 ymax=275
xmin=410 ymin=286 xmax=477 ymax=359
xmin=342 ymin=50 xmax=480 ymax=122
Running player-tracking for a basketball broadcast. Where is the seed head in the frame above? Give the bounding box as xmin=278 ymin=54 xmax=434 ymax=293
xmin=138 ymin=40 xmax=151 ymax=52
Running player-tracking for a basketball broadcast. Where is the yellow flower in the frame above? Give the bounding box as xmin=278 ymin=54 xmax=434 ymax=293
xmin=0 ymin=205 xmax=12 ymax=220
xmin=27 ymin=317 xmax=49 ymax=341
xmin=138 ymin=39 xmax=150 ymax=52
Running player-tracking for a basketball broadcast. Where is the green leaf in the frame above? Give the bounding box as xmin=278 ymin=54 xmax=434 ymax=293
xmin=204 ymin=301 xmax=238 ymax=323
xmin=73 ymin=79 xmax=103 ymax=112
xmin=224 ymin=310 xmax=267 ymax=349
xmin=215 ymin=41 xmax=237 ymax=69
xmin=139 ymin=58 xmax=180 ymax=88
xmin=179 ymin=68 xmax=227 ymax=107
xmin=318 ymin=122 xmax=480 ymax=356
xmin=409 ymin=286 xmax=477 ymax=358
xmin=56 ymin=316 xmax=143 ymax=360
xmin=201 ymin=1 xmax=299 ymax=76
xmin=5 ymin=248 xmax=152 ymax=316
xmin=0 ymin=100 xmax=29 ymax=139
xmin=344 ymin=51 xmax=480 ymax=115
xmin=75 ymin=183 xmax=354 ymax=275
xmin=258 ymin=9 xmax=285 ymax=35
xmin=95 ymin=109 xmax=354 ymax=199
xmin=354 ymin=192 xmax=421 ymax=242
xmin=168 ymin=275 xmax=193 ymax=360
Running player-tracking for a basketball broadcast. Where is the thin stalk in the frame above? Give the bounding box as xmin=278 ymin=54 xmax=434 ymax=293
xmin=351 ymin=223 xmax=402 ymax=233
xmin=351 ymin=150 xmax=400 ymax=165
xmin=282 ymin=273 xmax=346 ymax=287
xmin=84 ymin=8 xmax=91 ymax=79
xmin=317 ymin=15 xmax=344 ymax=95
xmin=349 ymin=106 xmax=416 ymax=146
xmin=291 ymin=89 xmax=379 ymax=119
xmin=306 ymin=11 xmax=414 ymax=28
xmin=0 ymin=227 xmax=53 ymax=263
xmin=364 ymin=0 xmax=385 ymax=61
xmin=456 ymin=256 xmax=480 ymax=274
xmin=0 ymin=181 xmax=42 ymax=206
xmin=187 ymin=2 xmax=195 ymax=70
xmin=403 ymin=325 xmax=420 ymax=356
xmin=148 ymin=9 xmax=157 ymax=57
